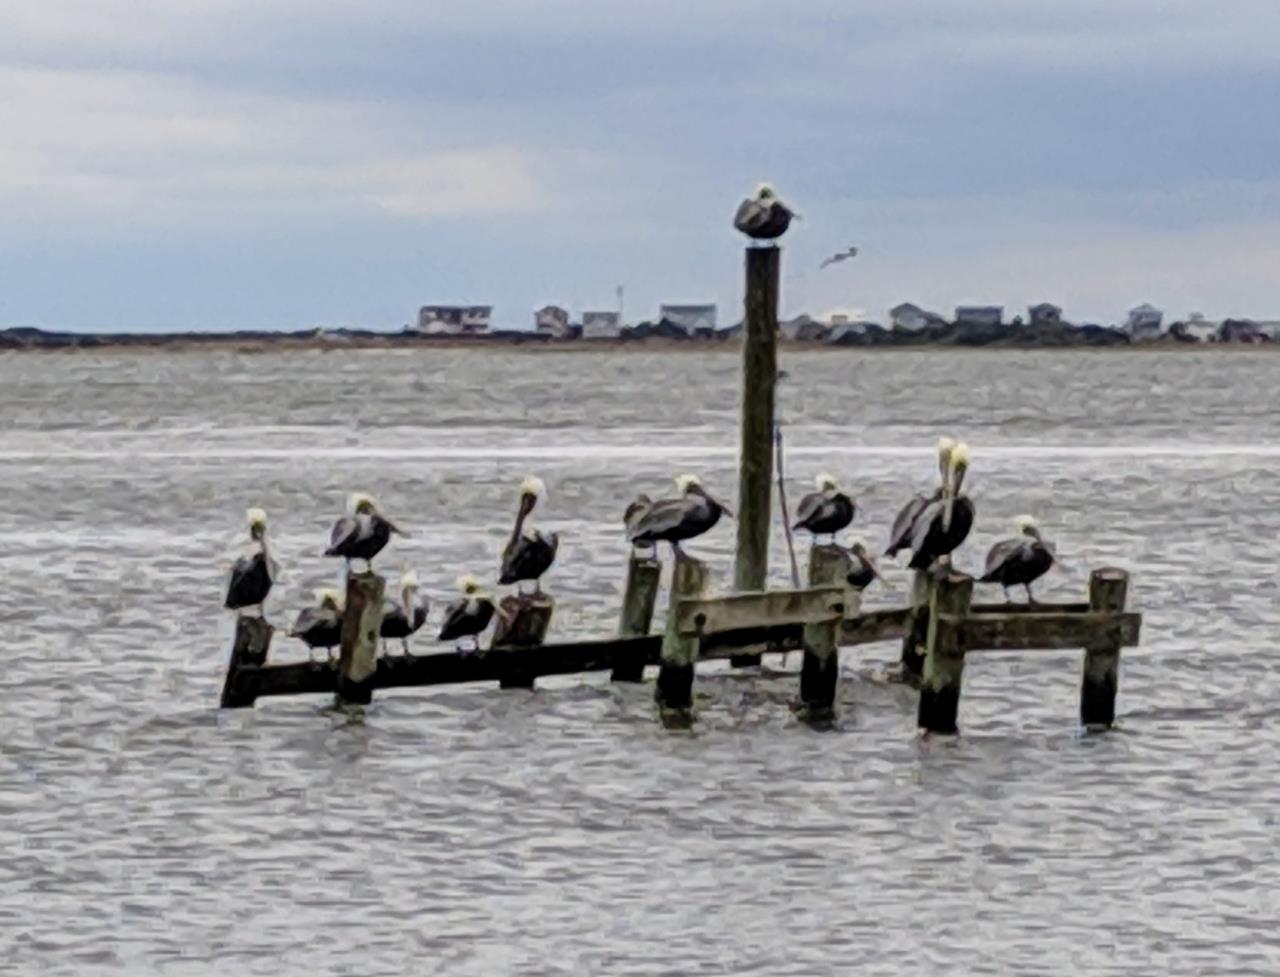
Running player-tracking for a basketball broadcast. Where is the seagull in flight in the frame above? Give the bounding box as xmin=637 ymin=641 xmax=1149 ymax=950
xmin=820 ymin=246 xmax=859 ymax=269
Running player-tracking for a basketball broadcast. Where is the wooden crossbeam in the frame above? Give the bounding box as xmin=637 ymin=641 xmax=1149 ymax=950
xmin=673 ymin=585 xmax=845 ymax=637
xmin=952 ymin=611 xmax=1141 ymax=652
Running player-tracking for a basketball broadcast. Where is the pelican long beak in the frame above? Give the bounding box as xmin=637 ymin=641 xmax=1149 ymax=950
xmin=388 ymin=519 xmax=410 ymax=538
xmin=868 ymin=555 xmax=885 ymax=581
xmin=940 ymin=460 xmax=956 ymax=532
xmin=713 ymin=494 xmax=735 ymax=518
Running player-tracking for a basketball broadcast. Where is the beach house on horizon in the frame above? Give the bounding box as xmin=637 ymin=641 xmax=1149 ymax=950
xmin=414 ymin=305 xmax=493 ymax=335
xmin=581 ymin=311 xmax=623 ymax=338
xmin=659 ymin=303 xmax=717 ymax=334
xmin=534 ymin=305 xmax=570 ymax=338
xmin=1126 ymin=303 xmax=1165 ymax=341
xmin=889 ymin=302 xmax=945 ymax=332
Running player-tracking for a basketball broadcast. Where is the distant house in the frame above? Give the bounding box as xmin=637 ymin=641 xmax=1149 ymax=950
xmin=955 ymin=305 xmax=1003 ymax=328
xmin=1028 ymin=302 xmax=1063 ymax=327
xmin=535 ymin=304 xmax=570 ymax=338
xmin=889 ymin=302 xmax=945 ymax=332
xmin=1255 ymin=320 xmax=1280 ymax=341
xmin=1126 ymin=303 xmax=1164 ymax=340
xmin=581 ymin=311 xmax=623 ymax=339
xmin=659 ymin=304 xmax=717 ymax=334
xmin=1219 ymin=318 xmax=1265 ymax=343
xmin=416 ymin=305 xmax=493 ymax=334
xmin=1177 ymin=313 xmax=1219 ymax=343
xmin=780 ymin=315 xmax=830 ymax=342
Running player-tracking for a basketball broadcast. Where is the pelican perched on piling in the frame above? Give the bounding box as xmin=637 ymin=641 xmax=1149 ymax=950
xmin=905 ymin=442 xmax=975 ymax=571
xmin=793 ymin=474 xmax=856 ymax=543
xmin=980 ymin=516 xmax=1057 ymax=603
xmin=626 ymin=474 xmax=732 ymax=558
xmin=499 ymin=476 xmax=559 ymax=594
xmin=844 ymin=538 xmax=883 ymax=591
xmin=380 ymin=570 xmax=429 ymax=655
xmin=734 ymin=182 xmax=799 ymax=241
xmin=886 ymin=437 xmax=955 ymax=558
xmin=438 ymin=575 xmax=496 ymax=653
xmin=224 ymin=507 xmax=278 ymax=618
xmin=288 ymin=589 xmax=344 ymax=662
xmin=324 ymin=492 xmax=408 ymax=571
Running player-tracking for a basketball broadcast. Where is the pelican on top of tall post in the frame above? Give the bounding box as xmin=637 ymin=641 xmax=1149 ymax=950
xmin=792 ymin=474 xmax=856 ymax=545
xmin=734 ymin=182 xmax=800 ymax=242
xmin=224 ymin=507 xmax=278 ymax=619
xmin=626 ymin=474 xmax=732 ymax=560
xmin=324 ymin=492 xmax=408 ymax=572
xmin=905 ymin=441 xmax=975 ymax=571
xmin=885 ymin=437 xmax=955 ymax=558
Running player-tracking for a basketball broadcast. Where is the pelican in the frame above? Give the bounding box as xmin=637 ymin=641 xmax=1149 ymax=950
xmin=793 ymin=473 xmax=856 ymax=544
xmin=626 ymin=474 xmax=732 ymax=558
xmin=288 ymin=588 xmax=344 ymax=662
xmin=885 ymin=437 xmax=955 ymax=557
xmin=906 ymin=442 xmax=975 ymax=571
xmin=980 ymin=515 xmax=1057 ymax=603
xmin=498 ymin=476 xmax=559 ymax=594
xmin=844 ymin=537 xmax=883 ymax=590
xmin=734 ymin=183 xmax=800 ymax=241
xmin=224 ymin=507 xmax=278 ymax=618
xmin=324 ymin=492 xmax=408 ymax=571
xmin=380 ymin=570 xmax=429 ymax=655
xmin=438 ymin=574 xmax=496 ymax=653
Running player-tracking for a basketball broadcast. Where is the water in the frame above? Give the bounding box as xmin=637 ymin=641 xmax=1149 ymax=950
xmin=2 ymin=347 xmax=1278 ymax=975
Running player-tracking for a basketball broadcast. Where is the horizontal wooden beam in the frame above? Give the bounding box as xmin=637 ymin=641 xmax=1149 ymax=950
xmin=841 ymin=607 xmax=912 ymax=644
xmin=673 ymin=586 xmax=845 ymax=637
xmin=953 ymin=612 xmax=1142 ymax=652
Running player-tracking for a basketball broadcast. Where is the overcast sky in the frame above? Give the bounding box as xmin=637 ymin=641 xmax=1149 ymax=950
xmin=4 ymin=0 xmax=1280 ymax=331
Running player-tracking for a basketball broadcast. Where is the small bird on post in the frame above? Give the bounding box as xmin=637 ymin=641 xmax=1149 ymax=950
xmin=734 ymin=182 xmax=799 ymax=242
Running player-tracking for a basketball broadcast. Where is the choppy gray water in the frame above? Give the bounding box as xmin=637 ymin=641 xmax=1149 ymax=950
xmin=2 ymin=347 xmax=1279 ymax=975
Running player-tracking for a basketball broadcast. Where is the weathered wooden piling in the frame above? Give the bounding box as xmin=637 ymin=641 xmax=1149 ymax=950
xmin=799 ymin=545 xmax=851 ymax=721
xmin=917 ymin=571 xmax=973 ymax=735
xmin=334 ymin=572 xmax=385 ymax=708
xmin=731 ymin=244 xmax=780 ymax=669
xmin=220 ymin=617 xmax=274 ymax=709
xmin=898 ymin=570 xmax=931 ymax=685
xmin=492 ymin=593 xmax=555 ymax=690
xmin=655 ymin=554 xmax=709 ymax=725
xmin=1080 ymin=568 xmax=1129 ymax=730
xmin=612 ymin=551 xmax=661 ymax=682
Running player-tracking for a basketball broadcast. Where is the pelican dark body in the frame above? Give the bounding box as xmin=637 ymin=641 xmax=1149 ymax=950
xmin=792 ymin=488 xmax=855 ymax=538
xmin=499 ymin=477 xmax=559 ymax=590
xmin=907 ymin=497 xmax=975 ymax=570
xmin=734 ymin=185 xmax=796 ymax=241
xmin=980 ymin=528 xmax=1055 ymax=601
xmin=627 ymin=478 xmax=730 ymax=554
xmin=225 ymin=552 xmax=272 ymax=610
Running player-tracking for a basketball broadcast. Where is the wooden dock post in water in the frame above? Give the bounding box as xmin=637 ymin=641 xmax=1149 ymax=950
xmin=917 ymin=571 xmax=973 ymax=735
xmin=1081 ymin=568 xmax=1129 ymax=730
xmin=220 ymin=617 xmax=274 ymax=709
xmin=492 ymin=593 xmax=555 ymax=690
xmin=898 ymin=570 xmax=931 ymax=686
xmin=799 ymin=545 xmax=852 ymax=721
xmin=612 ymin=551 xmax=661 ymax=682
xmin=731 ymin=244 xmax=780 ymax=669
xmin=335 ymin=572 xmax=385 ymax=708
xmin=655 ymin=554 xmax=709 ymax=726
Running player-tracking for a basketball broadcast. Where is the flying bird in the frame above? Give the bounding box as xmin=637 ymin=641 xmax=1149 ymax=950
xmin=819 ymin=246 xmax=859 ymax=269
xmin=734 ymin=183 xmax=799 ymax=242
xmin=979 ymin=516 xmax=1058 ymax=603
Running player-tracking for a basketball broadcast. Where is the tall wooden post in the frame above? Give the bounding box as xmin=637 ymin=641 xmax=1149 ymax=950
xmin=898 ymin=570 xmax=930 ymax=686
xmin=492 ymin=593 xmax=554 ymax=690
xmin=1081 ymin=568 xmax=1128 ymax=730
xmin=731 ymin=244 xmax=780 ymax=669
xmin=220 ymin=617 xmax=273 ymax=709
xmin=335 ymin=572 xmax=385 ymax=708
xmin=799 ymin=544 xmax=851 ymax=721
xmin=917 ymin=571 xmax=972 ymax=735
xmin=655 ymin=554 xmax=709 ymax=727
xmin=613 ymin=551 xmax=661 ymax=682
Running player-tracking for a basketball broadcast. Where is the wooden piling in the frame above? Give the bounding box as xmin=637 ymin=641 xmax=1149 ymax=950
xmin=219 ymin=617 xmax=274 ymax=709
xmin=655 ymin=554 xmax=709 ymax=726
xmin=731 ymin=244 xmax=780 ymax=669
xmin=799 ymin=545 xmax=851 ymax=721
xmin=492 ymin=593 xmax=555 ymax=690
xmin=917 ymin=571 xmax=973 ymax=735
xmin=897 ymin=570 xmax=931 ymax=686
xmin=1080 ymin=568 xmax=1129 ymax=730
xmin=612 ymin=551 xmax=661 ymax=682
xmin=335 ymin=572 xmax=385 ymax=708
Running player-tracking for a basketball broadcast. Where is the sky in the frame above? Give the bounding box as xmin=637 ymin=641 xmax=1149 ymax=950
xmin=3 ymin=0 xmax=1280 ymax=332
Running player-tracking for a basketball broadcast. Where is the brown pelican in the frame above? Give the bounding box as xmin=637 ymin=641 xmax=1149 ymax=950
xmin=906 ymin=442 xmax=975 ymax=571
xmin=380 ymin=570 xmax=429 ymax=654
xmin=499 ymin=476 xmax=559 ymax=594
xmin=734 ymin=183 xmax=800 ymax=241
xmin=626 ymin=474 xmax=732 ymax=558
xmin=844 ymin=538 xmax=883 ymax=590
xmin=288 ymin=588 xmax=344 ymax=662
xmin=324 ymin=492 xmax=408 ymax=571
xmin=224 ymin=507 xmax=277 ymax=617
xmin=793 ymin=473 xmax=856 ymax=543
xmin=885 ymin=437 xmax=954 ymax=557
xmin=438 ymin=575 xmax=496 ymax=653
xmin=980 ymin=515 xmax=1057 ymax=603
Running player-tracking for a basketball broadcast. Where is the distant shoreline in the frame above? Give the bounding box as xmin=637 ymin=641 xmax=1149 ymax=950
xmin=1 ymin=325 xmax=1276 ymax=354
